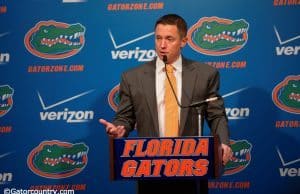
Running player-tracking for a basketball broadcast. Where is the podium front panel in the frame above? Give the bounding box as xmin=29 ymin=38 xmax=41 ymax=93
xmin=110 ymin=136 xmax=222 ymax=180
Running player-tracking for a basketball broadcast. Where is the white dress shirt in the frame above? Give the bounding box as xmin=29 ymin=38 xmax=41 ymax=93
xmin=155 ymin=56 xmax=182 ymax=137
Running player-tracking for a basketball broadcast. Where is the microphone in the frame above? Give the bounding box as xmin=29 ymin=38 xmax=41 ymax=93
xmin=162 ymin=55 xmax=218 ymax=108
xmin=163 ymin=55 xmax=168 ymax=64
xmin=188 ymin=97 xmax=219 ymax=107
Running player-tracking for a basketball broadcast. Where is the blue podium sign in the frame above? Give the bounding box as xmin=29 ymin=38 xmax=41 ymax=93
xmin=110 ymin=136 xmax=222 ymax=180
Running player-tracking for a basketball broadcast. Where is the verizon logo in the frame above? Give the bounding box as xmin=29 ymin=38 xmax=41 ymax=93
xmin=274 ymin=26 xmax=300 ymax=56
xmin=277 ymin=147 xmax=300 ymax=177
xmin=225 ymin=107 xmax=250 ymax=120
xmin=38 ymin=90 xmax=94 ymax=123
xmin=0 ymin=53 xmax=10 ymax=64
xmin=0 ymin=32 xmax=10 ymax=65
xmin=109 ymin=30 xmax=156 ymax=62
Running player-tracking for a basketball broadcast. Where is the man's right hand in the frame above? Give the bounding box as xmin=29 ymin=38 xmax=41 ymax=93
xmin=99 ymin=119 xmax=126 ymax=138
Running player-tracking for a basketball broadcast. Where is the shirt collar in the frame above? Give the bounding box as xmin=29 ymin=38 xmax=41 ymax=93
xmin=156 ymin=55 xmax=182 ymax=73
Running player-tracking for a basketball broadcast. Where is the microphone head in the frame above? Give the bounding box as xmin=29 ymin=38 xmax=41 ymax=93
xmin=206 ymin=96 xmax=218 ymax=102
xmin=162 ymin=55 xmax=168 ymax=64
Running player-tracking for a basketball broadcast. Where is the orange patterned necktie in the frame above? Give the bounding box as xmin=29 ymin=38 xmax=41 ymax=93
xmin=164 ymin=64 xmax=179 ymax=137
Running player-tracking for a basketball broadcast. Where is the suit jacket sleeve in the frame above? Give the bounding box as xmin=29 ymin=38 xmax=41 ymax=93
xmin=112 ymin=73 xmax=136 ymax=137
xmin=205 ymin=69 xmax=230 ymax=145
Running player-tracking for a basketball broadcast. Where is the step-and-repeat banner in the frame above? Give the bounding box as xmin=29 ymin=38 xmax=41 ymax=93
xmin=1 ymin=0 xmax=299 ymax=194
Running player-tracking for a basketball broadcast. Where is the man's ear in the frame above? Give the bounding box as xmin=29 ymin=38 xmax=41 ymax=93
xmin=181 ymin=37 xmax=188 ymax=48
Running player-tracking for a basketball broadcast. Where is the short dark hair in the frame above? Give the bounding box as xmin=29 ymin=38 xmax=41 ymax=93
xmin=155 ymin=14 xmax=187 ymax=38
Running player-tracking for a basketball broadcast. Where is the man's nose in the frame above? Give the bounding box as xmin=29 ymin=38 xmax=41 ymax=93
xmin=160 ymin=39 xmax=167 ymax=48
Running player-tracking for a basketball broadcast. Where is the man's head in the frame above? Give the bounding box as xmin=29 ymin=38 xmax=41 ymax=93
xmin=154 ymin=14 xmax=188 ymax=64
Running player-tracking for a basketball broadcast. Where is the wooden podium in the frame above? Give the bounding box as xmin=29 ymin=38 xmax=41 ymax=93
xmin=109 ymin=136 xmax=223 ymax=180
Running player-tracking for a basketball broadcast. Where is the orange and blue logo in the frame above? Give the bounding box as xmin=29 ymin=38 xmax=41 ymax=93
xmin=187 ymin=17 xmax=249 ymax=56
xmin=27 ymin=140 xmax=88 ymax=179
xmin=24 ymin=21 xmax=85 ymax=59
xmin=108 ymin=84 xmax=120 ymax=112
xmin=272 ymin=75 xmax=300 ymax=114
xmin=224 ymin=139 xmax=252 ymax=176
xmin=0 ymin=85 xmax=14 ymax=118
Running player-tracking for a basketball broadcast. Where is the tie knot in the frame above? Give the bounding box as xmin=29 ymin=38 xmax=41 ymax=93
xmin=165 ymin=64 xmax=175 ymax=73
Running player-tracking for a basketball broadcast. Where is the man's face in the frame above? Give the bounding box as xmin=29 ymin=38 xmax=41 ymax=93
xmin=155 ymin=24 xmax=187 ymax=64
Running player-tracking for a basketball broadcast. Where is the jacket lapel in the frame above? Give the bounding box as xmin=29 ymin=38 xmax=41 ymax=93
xmin=140 ymin=61 xmax=159 ymax=136
xmin=179 ymin=58 xmax=197 ymax=135
xmin=139 ymin=58 xmax=197 ymax=137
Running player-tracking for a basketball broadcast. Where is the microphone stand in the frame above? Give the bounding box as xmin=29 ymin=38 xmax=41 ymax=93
xmin=196 ymin=105 xmax=204 ymax=136
xmin=190 ymin=101 xmax=206 ymax=137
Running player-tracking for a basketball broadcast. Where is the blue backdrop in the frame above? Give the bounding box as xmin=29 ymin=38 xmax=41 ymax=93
xmin=1 ymin=0 xmax=299 ymax=194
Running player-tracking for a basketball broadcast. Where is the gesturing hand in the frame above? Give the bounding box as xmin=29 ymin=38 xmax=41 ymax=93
xmin=99 ymin=119 xmax=126 ymax=138
xmin=221 ymin=143 xmax=233 ymax=165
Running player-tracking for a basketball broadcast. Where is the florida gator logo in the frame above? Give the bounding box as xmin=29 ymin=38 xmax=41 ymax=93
xmin=24 ymin=21 xmax=85 ymax=59
xmin=224 ymin=139 xmax=252 ymax=176
xmin=272 ymin=75 xmax=300 ymax=114
xmin=0 ymin=85 xmax=14 ymax=117
xmin=108 ymin=84 xmax=120 ymax=112
xmin=187 ymin=17 xmax=249 ymax=56
xmin=27 ymin=140 xmax=89 ymax=179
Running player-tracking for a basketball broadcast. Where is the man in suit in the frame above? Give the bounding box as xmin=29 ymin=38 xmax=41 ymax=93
xmin=100 ymin=14 xmax=232 ymax=194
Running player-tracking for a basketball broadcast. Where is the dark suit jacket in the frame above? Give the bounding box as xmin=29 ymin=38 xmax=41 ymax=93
xmin=113 ymin=56 xmax=229 ymax=145
xmin=112 ymin=57 xmax=229 ymax=194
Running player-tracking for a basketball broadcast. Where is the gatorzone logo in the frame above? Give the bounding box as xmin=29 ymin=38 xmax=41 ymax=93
xmin=108 ymin=84 xmax=120 ymax=112
xmin=272 ymin=75 xmax=300 ymax=114
xmin=273 ymin=0 xmax=300 ymax=6
xmin=0 ymin=85 xmax=14 ymax=117
xmin=24 ymin=21 xmax=85 ymax=59
xmin=27 ymin=140 xmax=89 ymax=179
xmin=187 ymin=17 xmax=249 ymax=56
xmin=223 ymin=139 xmax=252 ymax=176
